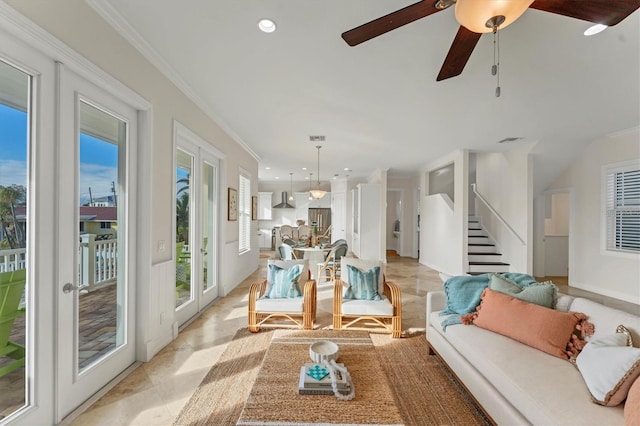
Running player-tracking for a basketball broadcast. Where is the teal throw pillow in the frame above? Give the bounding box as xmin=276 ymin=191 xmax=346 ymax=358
xmin=343 ymin=265 xmax=382 ymax=301
xmin=489 ymin=273 xmax=558 ymax=308
xmin=265 ymin=264 xmax=303 ymax=298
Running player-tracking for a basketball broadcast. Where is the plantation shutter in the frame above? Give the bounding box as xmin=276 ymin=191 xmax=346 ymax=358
xmin=606 ymin=167 xmax=640 ymax=252
xmin=239 ymin=173 xmax=251 ymax=253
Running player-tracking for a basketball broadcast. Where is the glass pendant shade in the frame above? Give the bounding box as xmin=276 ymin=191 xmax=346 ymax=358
xmin=455 ymin=0 xmax=533 ymax=33
xmin=310 ymin=189 xmax=327 ymax=199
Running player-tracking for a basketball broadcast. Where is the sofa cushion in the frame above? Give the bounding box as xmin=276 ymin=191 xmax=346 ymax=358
xmin=466 ymin=288 xmax=587 ymax=359
xmin=576 ymin=331 xmax=640 ymax=406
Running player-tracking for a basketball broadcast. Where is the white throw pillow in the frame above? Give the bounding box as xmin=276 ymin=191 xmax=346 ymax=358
xmin=575 ymin=330 xmax=640 ymax=406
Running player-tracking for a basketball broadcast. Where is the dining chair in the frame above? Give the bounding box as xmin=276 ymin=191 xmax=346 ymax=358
xmin=333 ymin=258 xmax=402 ymax=338
xmin=316 ymin=243 xmax=348 ymax=283
xmin=248 ymin=259 xmax=316 ymax=332
xmin=278 ymin=243 xmax=298 ymax=260
xmin=279 ymin=225 xmax=294 ymax=240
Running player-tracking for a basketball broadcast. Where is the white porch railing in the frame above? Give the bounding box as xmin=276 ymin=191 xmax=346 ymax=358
xmin=0 ymin=248 xmax=26 ymax=273
xmin=0 ymin=234 xmax=117 ymax=292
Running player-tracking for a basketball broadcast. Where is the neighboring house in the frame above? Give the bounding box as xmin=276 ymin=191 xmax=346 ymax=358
xmin=79 ymin=206 xmax=117 ymax=237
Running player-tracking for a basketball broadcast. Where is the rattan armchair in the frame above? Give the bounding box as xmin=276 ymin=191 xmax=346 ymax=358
xmin=333 ymin=258 xmax=402 ymax=338
xmin=248 ymin=259 xmax=316 ymax=332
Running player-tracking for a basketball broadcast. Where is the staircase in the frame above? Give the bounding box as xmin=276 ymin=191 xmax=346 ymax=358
xmin=468 ymin=216 xmax=510 ymax=275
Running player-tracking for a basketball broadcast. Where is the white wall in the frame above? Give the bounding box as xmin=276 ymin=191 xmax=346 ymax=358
xmin=420 ymin=150 xmax=468 ymax=276
xmin=475 ymin=143 xmax=534 ymax=273
xmin=546 ymin=128 xmax=640 ymax=303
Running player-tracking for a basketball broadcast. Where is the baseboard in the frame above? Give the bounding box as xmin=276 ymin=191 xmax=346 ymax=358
xmin=569 ymin=281 xmax=639 ymax=305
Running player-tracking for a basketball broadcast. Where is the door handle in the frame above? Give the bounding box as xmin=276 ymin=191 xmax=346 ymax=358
xmin=62 ymin=283 xmax=79 ymax=294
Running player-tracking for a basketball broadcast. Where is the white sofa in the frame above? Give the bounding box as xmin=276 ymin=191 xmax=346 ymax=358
xmin=426 ymin=291 xmax=640 ymax=425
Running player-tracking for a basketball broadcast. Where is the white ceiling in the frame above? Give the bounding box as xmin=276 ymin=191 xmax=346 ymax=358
xmin=93 ymin=0 xmax=640 ymax=192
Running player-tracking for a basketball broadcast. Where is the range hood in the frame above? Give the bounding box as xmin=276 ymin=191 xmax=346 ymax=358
xmin=273 ymin=192 xmax=295 ymax=208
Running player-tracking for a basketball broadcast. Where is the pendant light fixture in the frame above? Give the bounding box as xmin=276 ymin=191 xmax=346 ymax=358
xmin=308 ymin=173 xmax=313 ymax=201
xmin=309 ymin=145 xmax=327 ymax=199
xmin=288 ymin=172 xmax=294 ymax=201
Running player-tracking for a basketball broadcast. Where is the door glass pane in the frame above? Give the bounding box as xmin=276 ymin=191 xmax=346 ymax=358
xmin=77 ymin=101 xmax=125 ymax=371
xmin=202 ymin=162 xmax=216 ymax=292
xmin=0 ymin=60 xmax=29 ymax=418
xmin=176 ymin=149 xmax=193 ymax=308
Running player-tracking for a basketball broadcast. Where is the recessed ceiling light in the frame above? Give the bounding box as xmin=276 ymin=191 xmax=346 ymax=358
xmin=302 ymin=167 xmax=307 ymax=171
xmin=584 ymin=24 xmax=607 ymax=36
xmin=275 ymin=176 xmax=279 ymax=179
xmin=265 ymin=166 xmax=271 ymax=170
xmin=258 ymin=18 xmax=277 ymax=33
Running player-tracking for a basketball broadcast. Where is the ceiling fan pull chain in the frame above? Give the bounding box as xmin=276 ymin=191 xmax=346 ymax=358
xmin=495 ymin=26 xmax=501 ymax=97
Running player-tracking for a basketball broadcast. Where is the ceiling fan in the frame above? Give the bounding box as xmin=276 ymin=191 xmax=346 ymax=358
xmin=342 ymin=0 xmax=640 ymax=81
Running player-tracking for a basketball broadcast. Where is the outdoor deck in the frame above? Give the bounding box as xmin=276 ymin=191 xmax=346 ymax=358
xmin=0 ymin=283 xmax=117 ymax=419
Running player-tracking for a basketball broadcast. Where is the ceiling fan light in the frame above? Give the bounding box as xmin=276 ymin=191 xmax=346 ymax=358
xmin=455 ymin=0 xmax=534 ymax=33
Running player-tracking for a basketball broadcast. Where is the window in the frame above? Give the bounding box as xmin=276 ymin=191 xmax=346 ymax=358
xmin=100 ymin=222 xmax=112 ymax=229
xmin=605 ymin=162 xmax=640 ymax=253
xmin=238 ymin=171 xmax=251 ymax=253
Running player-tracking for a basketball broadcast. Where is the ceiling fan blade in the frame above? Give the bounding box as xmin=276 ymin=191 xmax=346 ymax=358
xmin=342 ymin=0 xmax=443 ymax=46
xmin=436 ymin=26 xmax=482 ymax=81
xmin=530 ymin=0 xmax=640 ymax=26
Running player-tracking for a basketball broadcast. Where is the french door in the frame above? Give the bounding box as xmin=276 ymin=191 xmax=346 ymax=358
xmin=56 ymin=64 xmax=137 ymax=418
xmin=174 ymin=123 xmax=220 ymax=326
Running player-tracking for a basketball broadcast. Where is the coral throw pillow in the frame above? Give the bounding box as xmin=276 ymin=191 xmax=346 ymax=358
xmin=465 ymin=288 xmax=587 ymax=359
xmin=626 ymin=377 xmax=640 ymax=425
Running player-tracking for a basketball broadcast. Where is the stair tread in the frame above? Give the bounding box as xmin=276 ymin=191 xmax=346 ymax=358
xmin=469 ymin=261 xmax=510 ymax=266
xmin=468 ymin=243 xmax=495 ymax=246
xmin=468 ymin=252 xmax=502 ymax=256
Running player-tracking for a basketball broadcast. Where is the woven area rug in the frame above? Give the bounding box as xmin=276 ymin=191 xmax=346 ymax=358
xmin=173 ymin=328 xmax=492 ymax=426
xmin=237 ymin=329 xmax=403 ymax=426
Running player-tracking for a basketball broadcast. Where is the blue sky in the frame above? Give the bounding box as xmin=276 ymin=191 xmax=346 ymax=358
xmin=0 ymin=103 xmax=118 ymax=204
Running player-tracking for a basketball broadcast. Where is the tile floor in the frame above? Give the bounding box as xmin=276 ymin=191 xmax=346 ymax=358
xmin=61 ymin=254 xmax=639 ymax=424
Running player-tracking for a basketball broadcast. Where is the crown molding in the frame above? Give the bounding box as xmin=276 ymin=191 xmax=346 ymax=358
xmin=86 ymin=0 xmax=261 ymax=162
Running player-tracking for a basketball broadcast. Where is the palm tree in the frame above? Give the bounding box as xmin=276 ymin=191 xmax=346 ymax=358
xmin=0 ymin=185 xmax=26 ymax=249
xmin=176 ymin=191 xmax=189 ymax=244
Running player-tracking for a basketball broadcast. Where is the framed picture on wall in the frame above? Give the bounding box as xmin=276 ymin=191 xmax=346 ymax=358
xmin=228 ymin=187 xmax=237 ymax=221
xmin=251 ymin=196 xmax=258 ymax=220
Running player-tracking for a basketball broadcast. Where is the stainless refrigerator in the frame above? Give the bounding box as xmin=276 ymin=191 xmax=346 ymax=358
xmin=308 ymin=208 xmax=331 ymax=234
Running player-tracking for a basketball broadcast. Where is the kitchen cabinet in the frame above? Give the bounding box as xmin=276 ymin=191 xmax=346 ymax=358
xmin=258 ymin=192 xmax=272 ymax=220
xmin=257 ymin=228 xmax=272 ymax=249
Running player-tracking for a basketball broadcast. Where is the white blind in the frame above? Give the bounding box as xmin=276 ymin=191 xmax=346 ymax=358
xmin=606 ymin=167 xmax=640 ymax=252
xmin=238 ymin=173 xmax=251 ymax=253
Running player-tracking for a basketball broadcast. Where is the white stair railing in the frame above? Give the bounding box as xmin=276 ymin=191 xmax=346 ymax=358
xmin=471 ymin=184 xmax=525 ymax=246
